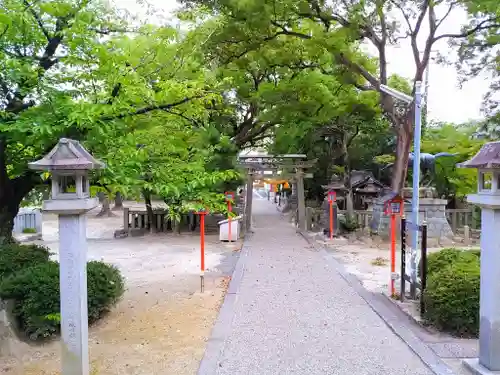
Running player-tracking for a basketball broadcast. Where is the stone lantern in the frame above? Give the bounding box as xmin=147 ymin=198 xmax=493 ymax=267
xmin=458 ymin=141 xmax=500 ymax=374
xmin=28 ymin=138 xmax=104 ymax=375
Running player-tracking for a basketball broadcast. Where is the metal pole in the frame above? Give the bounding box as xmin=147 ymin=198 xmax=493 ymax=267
xmin=411 ymin=81 xmax=423 ymax=288
xmin=424 ymin=65 xmax=430 ymax=120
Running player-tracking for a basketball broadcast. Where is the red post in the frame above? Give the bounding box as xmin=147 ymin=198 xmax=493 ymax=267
xmin=329 ymin=201 xmax=333 ymax=240
xmin=200 ymin=213 xmax=205 ymax=274
xmin=225 ymin=192 xmax=234 ymax=242
xmin=390 ymin=213 xmax=396 ymax=296
xmin=328 ymin=191 xmax=336 ymax=240
xmin=196 ymin=209 xmax=208 ymax=292
xmin=228 ymin=201 xmax=232 ymax=242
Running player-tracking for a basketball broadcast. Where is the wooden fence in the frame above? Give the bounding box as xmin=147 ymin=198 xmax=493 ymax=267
xmin=304 ymin=207 xmax=480 ymax=235
xmin=123 ymin=208 xmax=226 ymax=234
xmin=446 ymin=208 xmax=480 ymax=231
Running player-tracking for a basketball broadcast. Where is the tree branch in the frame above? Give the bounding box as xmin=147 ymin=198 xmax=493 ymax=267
xmin=23 ymin=0 xmax=51 ymax=42
xmin=433 ymin=17 xmax=500 ymax=42
xmin=436 ymin=1 xmax=458 ymax=30
xmin=337 ymin=52 xmax=380 ymax=89
xmin=101 ymin=96 xmax=204 ymax=121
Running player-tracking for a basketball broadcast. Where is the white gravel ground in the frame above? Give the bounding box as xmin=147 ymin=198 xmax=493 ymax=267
xmin=212 ymin=199 xmax=434 ymax=375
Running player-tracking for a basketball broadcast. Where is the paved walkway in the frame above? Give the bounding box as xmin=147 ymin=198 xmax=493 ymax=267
xmin=201 ymin=199 xmax=435 ymax=375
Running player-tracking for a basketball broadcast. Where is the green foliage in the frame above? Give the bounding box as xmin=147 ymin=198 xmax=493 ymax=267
xmin=0 ymin=0 xmax=237 ymax=242
xmin=86 ymin=261 xmax=125 ymax=322
xmin=0 ymin=246 xmax=125 ymax=340
xmin=0 ymin=261 xmax=61 ymax=340
xmin=0 ymin=243 xmax=51 ymax=279
xmin=423 ymin=258 xmax=480 ymax=336
xmin=21 ymin=227 xmax=37 ymax=234
xmin=426 ymin=248 xmax=480 ymax=276
xmin=339 ymin=215 xmax=359 ymax=232
xmin=421 ymin=123 xmax=484 ymax=199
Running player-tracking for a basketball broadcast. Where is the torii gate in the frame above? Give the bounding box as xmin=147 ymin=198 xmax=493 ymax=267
xmin=238 ymin=153 xmax=315 ymax=232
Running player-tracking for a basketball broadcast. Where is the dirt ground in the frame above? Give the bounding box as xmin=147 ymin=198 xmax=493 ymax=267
xmin=319 ymin=235 xmax=475 ymax=295
xmin=2 ymin=203 xmax=241 ymax=375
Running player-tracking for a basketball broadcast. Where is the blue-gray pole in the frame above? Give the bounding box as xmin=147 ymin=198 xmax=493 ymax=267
xmin=411 ymin=81 xmax=423 ymax=286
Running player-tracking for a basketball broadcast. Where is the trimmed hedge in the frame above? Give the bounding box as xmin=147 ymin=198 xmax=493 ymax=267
xmin=423 ymin=248 xmax=480 ymax=336
xmin=87 ymin=261 xmax=125 ymax=322
xmin=426 ymin=247 xmax=479 ymax=276
xmin=0 ymin=243 xmax=51 ymax=279
xmin=0 ymin=244 xmax=125 ymax=340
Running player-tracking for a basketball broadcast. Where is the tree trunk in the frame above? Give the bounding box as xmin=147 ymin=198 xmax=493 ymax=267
xmin=0 ymin=203 xmax=19 ymax=245
xmin=96 ymin=192 xmax=115 ymax=217
xmin=0 ymin=137 xmax=40 ymax=244
xmin=391 ymin=118 xmax=413 ymax=192
xmin=343 ymin=153 xmax=355 ymax=219
xmin=113 ymin=192 xmax=124 ymax=211
xmin=0 ymin=177 xmax=37 ymax=245
xmin=143 ymin=190 xmax=156 ymax=232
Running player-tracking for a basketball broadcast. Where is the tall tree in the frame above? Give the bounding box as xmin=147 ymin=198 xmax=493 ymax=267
xmin=181 ymin=0 xmax=499 ymax=191
xmin=0 ymin=0 xmax=219 ymax=243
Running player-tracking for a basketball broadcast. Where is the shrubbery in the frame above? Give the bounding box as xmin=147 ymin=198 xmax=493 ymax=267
xmin=423 ymin=248 xmax=480 ymax=337
xmin=0 ymin=243 xmax=51 ymax=279
xmin=0 ymin=243 xmax=125 ymax=340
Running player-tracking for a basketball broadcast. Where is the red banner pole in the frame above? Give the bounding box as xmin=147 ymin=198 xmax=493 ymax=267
xmin=390 ymin=213 xmax=396 ymax=296
xmin=329 ymin=200 xmax=333 ymax=240
xmin=200 ymin=213 xmax=205 ymax=292
xmin=228 ymin=201 xmax=232 ymax=242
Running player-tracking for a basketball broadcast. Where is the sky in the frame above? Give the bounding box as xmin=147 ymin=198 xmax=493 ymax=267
xmin=115 ymin=0 xmax=490 ymax=124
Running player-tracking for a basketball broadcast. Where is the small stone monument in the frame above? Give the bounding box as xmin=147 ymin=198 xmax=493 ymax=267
xmin=458 ymin=141 xmax=500 ymax=374
xmin=29 ymin=138 xmax=104 ymax=375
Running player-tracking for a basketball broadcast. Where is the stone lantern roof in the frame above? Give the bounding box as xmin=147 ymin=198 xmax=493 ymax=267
xmin=29 ymin=138 xmax=105 ymax=171
xmin=458 ymin=141 xmax=500 ymax=169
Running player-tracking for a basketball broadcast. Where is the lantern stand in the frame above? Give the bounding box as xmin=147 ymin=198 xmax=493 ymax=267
xmin=28 ymin=138 xmax=105 ymax=375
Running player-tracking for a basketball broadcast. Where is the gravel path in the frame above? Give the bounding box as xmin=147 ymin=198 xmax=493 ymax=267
xmin=207 ymin=199 xmax=434 ymax=375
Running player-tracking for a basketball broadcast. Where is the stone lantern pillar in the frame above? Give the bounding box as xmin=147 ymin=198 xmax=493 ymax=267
xmin=458 ymin=141 xmax=500 ymax=374
xmin=29 ymin=138 xmax=105 ymax=375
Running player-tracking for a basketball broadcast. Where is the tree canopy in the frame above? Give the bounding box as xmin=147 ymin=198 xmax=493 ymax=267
xmin=0 ymin=0 xmax=498 ymax=243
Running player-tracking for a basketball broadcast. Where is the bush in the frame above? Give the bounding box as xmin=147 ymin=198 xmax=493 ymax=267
xmin=339 ymin=215 xmax=358 ymax=232
xmin=423 ymin=259 xmax=480 ymax=336
xmin=426 ymin=248 xmax=479 ymax=276
xmin=87 ymin=261 xmax=125 ymax=322
xmin=0 ymin=243 xmax=51 ymax=279
xmin=0 ymin=260 xmax=125 ymax=340
xmin=0 ymin=261 xmax=60 ymax=340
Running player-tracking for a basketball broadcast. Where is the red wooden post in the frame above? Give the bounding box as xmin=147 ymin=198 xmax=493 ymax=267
xmin=328 ymin=191 xmax=336 ymax=240
xmin=385 ymin=198 xmax=403 ymax=297
xmin=200 ymin=213 xmax=205 ymax=274
xmin=390 ymin=212 xmax=396 ymax=296
xmin=195 ymin=209 xmax=208 ymax=292
xmin=225 ymin=192 xmax=234 ymax=242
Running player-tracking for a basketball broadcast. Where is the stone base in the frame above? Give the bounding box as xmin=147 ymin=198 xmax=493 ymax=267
xmin=371 ymin=191 xmax=453 ymax=241
xmin=463 ymin=358 xmax=500 ymax=375
xmin=417 ymin=198 xmax=454 ymax=239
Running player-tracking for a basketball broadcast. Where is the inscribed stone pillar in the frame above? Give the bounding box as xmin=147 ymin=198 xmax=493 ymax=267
xmin=467 ymin=202 xmax=500 ymax=371
xmin=28 ymin=138 xmax=104 ymax=375
xmin=59 ymin=214 xmax=90 ymax=375
xmin=458 ymin=142 xmax=500 ymax=374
